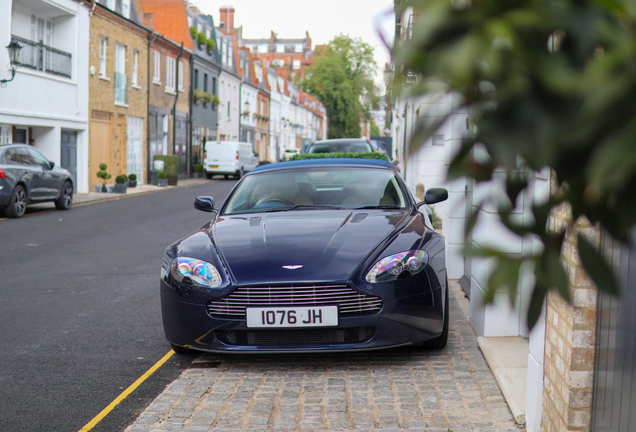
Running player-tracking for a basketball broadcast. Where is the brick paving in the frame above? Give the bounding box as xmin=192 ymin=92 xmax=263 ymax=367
xmin=125 ymin=281 xmax=519 ymax=431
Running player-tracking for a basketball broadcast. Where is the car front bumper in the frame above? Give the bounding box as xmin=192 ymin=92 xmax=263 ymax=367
xmin=160 ymin=279 xmax=445 ymax=353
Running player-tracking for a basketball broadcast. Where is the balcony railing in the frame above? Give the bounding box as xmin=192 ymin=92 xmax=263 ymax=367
xmin=11 ymin=35 xmax=72 ymax=79
xmin=114 ymin=72 xmax=129 ymax=105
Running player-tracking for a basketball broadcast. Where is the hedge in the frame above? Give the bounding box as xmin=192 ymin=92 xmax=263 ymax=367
xmin=153 ymin=155 xmax=179 ymax=177
xmin=288 ymin=152 xmax=390 ymax=162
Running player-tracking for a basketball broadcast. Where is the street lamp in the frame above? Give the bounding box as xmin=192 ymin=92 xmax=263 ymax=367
xmin=242 ymin=100 xmax=250 ymax=118
xmin=383 ymin=63 xmax=394 ymax=89
xmin=1 ymin=40 xmax=22 ymax=88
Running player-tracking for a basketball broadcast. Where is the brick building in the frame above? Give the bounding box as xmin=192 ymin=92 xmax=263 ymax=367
xmin=137 ymin=0 xmax=191 ymax=178
xmin=251 ymin=54 xmax=270 ymax=161
xmin=218 ymin=6 xmax=316 ymax=81
xmin=88 ymin=0 xmax=149 ymax=190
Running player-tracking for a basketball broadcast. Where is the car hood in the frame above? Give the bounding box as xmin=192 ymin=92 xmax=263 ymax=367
xmin=212 ymin=210 xmax=409 ymax=285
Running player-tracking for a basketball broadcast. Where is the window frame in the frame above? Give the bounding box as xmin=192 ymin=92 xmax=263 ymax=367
xmin=132 ymin=50 xmax=139 ymax=87
xmin=99 ymin=37 xmax=108 ymax=78
xmin=153 ymin=50 xmax=161 ymax=84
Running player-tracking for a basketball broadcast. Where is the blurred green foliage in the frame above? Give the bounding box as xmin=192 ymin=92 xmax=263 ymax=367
xmin=393 ymin=0 xmax=635 ymax=328
xmin=153 ymin=155 xmax=179 ymax=177
xmin=304 ymin=35 xmax=381 ymax=139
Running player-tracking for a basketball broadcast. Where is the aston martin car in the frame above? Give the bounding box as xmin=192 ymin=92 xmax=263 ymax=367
xmin=160 ymin=158 xmax=449 ymax=353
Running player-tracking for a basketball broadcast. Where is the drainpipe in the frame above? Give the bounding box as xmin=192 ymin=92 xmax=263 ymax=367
xmin=146 ymin=32 xmax=152 ymax=184
xmin=173 ymin=42 xmax=184 ymax=172
xmin=188 ymin=51 xmax=193 ymax=176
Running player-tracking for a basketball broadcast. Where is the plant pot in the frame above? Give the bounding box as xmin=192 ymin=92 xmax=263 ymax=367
xmin=101 ymin=185 xmax=107 ymax=193
xmin=157 ymin=178 xmax=168 ymax=187
xmin=113 ymin=182 xmax=128 ymax=194
xmin=167 ymin=175 xmax=178 ymax=186
xmin=128 ymin=180 xmax=137 ymax=188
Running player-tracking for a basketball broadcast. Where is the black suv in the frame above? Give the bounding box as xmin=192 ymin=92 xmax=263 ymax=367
xmin=0 ymin=144 xmax=74 ymax=218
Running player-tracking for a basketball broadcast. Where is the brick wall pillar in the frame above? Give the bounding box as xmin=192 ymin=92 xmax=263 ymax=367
xmin=541 ymin=199 xmax=598 ymax=432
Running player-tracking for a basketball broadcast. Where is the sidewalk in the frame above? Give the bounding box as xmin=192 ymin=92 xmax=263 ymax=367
xmin=125 ymin=281 xmax=519 ymax=432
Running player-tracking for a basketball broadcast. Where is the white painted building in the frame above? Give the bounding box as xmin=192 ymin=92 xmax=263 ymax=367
xmin=267 ymin=66 xmax=281 ymax=161
xmin=238 ymin=48 xmax=257 ymax=145
xmin=217 ymin=32 xmax=240 ymax=141
xmin=278 ymin=76 xmax=294 ymax=152
xmin=1 ymin=0 xmax=90 ymax=192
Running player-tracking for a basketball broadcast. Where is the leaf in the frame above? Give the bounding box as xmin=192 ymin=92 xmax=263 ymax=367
xmin=464 ymin=207 xmax=479 ymax=242
xmin=526 ymin=280 xmax=547 ymax=331
xmin=577 ymin=233 xmax=620 ymax=296
xmin=485 ymin=257 xmax=523 ymax=307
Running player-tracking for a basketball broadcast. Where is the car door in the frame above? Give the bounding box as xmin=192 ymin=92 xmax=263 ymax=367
xmin=12 ymin=147 xmax=42 ymax=201
xmin=27 ymin=147 xmax=60 ymax=200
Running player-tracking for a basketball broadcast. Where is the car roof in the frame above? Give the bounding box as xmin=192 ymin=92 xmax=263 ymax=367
xmin=251 ymin=158 xmax=394 ymax=173
xmin=309 ymin=138 xmax=370 ymax=145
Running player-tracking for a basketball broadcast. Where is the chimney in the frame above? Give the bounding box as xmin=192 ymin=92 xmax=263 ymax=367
xmin=220 ymin=6 xmax=235 ymax=30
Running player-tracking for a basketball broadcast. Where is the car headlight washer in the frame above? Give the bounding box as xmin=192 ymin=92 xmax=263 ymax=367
xmin=366 ymin=250 xmax=429 ymax=283
xmin=171 ymin=257 xmax=222 ymax=288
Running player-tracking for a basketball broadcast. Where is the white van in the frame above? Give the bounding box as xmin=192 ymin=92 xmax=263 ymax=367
xmin=203 ymin=141 xmax=259 ymax=179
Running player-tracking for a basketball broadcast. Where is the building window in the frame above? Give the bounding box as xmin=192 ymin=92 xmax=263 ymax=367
xmin=99 ymin=37 xmax=108 ymax=77
xmin=276 ymin=45 xmax=284 ymax=53
xmin=106 ymin=0 xmax=115 ymax=9
xmin=166 ymin=56 xmax=175 ymax=92
xmin=203 ymin=73 xmax=208 ymax=93
xmin=121 ymin=0 xmax=130 ymax=19
xmin=293 ymin=60 xmax=301 ymax=70
xmin=212 ymin=77 xmax=216 ymax=94
xmin=153 ymin=50 xmax=161 ymax=83
xmin=194 ymin=69 xmax=199 ymax=89
xmin=132 ymin=50 xmax=139 ymax=87
xmin=222 ymin=41 xmax=227 ymax=65
xmin=114 ymin=44 xmax=128 ymax=105
xmin=178 ymin=60 xmax=184 ymax=91
xmin=0 ymin=124 xmax=11 ymax=144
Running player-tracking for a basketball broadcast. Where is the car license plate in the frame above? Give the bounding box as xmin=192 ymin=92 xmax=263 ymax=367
xmin=208 ymin=165 xmax=219 ymax=169
xmin=246 ymin=306 xmax=338 ymax=328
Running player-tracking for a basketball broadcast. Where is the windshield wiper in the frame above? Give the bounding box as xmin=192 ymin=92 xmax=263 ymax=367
xmin=354 ymin=205 xmax=402 ymax=210
xmin=265 ymin=205 xmax=344 ymax=212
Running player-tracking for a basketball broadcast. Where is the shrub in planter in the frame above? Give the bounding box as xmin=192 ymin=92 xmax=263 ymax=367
xmin=206 ymin=38 xmax=216 ymax=53
xmin=193 ymin=163 xmax=203 ymax=172
xmin=154 ymin=155 xmax=178 ymax=186
xmin=96 ymin=163 xmax=111 ymax=192
xmin=190 ymin=26 xmax=197 ymax=40
xmin=113 ymin=174 xmax=128 ymax=194
xmin=197 ymin=31 xmax=207 ymax=47
xmin=157 ymin=171 xmax=168 ymax=187
xmin=128 ymin=173 xmax=137 ymax=188
xmin=210 ymin=94 xmax=220 ymax=108
xmin=194 ymin=89 xmax=213 ymax=105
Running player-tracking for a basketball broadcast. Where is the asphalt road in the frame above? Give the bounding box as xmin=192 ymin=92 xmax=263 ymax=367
xmin=0 ymin=180 xmax=237 ymax=432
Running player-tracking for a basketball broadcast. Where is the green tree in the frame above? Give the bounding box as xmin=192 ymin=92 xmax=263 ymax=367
xmin=370 ymin=121 xmax=380 ymax=137
xmin=304 ymin=35 xmax=380 ymax=138
xmin=393 ymin=0 xmax=636 ymax=328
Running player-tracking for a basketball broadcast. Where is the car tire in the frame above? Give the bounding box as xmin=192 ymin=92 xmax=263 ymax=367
xmin=223 ymin=174 xmax=229 ymax=180
xmin=54 ymin=181 xmax=73 ymax=210
xmin=170 ymin=343 xmax=194 ymax=354
xmin=236 ymin=168 xmax=244 ymax=179
xmin=419 ymin=279 xmax=449 ymax=350
xmin=5 ymin=185 xmax=27 ymax=218
xmin=205 ymin=172 xmax=213 ymax=180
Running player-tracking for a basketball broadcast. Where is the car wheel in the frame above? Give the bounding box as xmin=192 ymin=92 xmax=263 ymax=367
xmin=170 ymin=343 xmax=194 ymax=354
xmin=419 ymin=278 xmax=449 ymax=350
xmin=54 ymin=181 xmax=73 ymax=210
xmin=236 ymin=168 xmax=244 ymax=179
xmin=205 ymin=172 xmax=213 ymax=180
xmin=5 ymin=185 xmax=27 ymax=218
xmin=223 ymin=174 xmax=229 ymax=179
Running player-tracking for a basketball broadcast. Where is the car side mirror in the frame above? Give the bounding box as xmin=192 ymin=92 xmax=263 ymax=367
xmin=194 ymin=196 xmax=215 ymax=212
xmin=423 ymin=188 xmax=448 ymax=205
xmin=48 ymin=161 xmax=55 ymax=169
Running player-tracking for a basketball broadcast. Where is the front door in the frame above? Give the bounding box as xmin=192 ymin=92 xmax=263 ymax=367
xmin=127 ymin=117 xmax=143 ymax=183
xmin=61 ymin=130 xmax=77 ymax=187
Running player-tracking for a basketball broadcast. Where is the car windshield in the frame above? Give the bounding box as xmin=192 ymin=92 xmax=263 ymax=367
xmin=222 ymin=167 xmax=408 ymax=215
xmin=307 ymin=142 xmax=373 ymax=153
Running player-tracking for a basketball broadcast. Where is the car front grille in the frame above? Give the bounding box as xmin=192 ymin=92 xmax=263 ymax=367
xmin=217 ymin=327 xmax=375 ymax=346
xmin=206 ymin=283 xmax=383 ymax=318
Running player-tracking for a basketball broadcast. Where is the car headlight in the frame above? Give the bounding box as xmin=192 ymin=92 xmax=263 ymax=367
xmin=365 ymin=250 xmax=429 ymax=283
xmin=171 ymin=257 xmax=222 ymax=288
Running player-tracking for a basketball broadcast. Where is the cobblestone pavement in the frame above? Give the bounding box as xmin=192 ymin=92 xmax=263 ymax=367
xmin=126 ymin=281 xmax=519 ymax=432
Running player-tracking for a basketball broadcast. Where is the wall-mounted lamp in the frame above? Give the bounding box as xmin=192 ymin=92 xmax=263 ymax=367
xmin=1 ymin=40 xmax=22 ymax=88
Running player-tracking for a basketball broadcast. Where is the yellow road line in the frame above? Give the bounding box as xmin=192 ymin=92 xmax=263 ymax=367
xmin=78 ymin=350 xmax=175 ymax=432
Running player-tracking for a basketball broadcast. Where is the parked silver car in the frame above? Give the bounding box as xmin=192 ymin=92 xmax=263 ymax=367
xmin=0 ymin=144 xmax=74 ymax=218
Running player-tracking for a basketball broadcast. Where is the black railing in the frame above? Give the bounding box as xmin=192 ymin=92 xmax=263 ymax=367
xmin=11 ymin=35 xmax=72 ymax=79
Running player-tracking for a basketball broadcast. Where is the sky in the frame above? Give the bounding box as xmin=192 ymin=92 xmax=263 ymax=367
xmin=194 ymin=0 xmax=395 ymax=89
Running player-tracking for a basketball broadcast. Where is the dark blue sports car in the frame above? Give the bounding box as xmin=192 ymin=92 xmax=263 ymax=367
xmin=161 ymin=158 xmax=449 ymax=353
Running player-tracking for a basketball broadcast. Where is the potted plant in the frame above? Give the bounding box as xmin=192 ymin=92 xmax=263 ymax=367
xmin=154 ymin=155 xmax=178 ymax=186
xmin=113 ymin=174 xmax=128 ymax=194
xmin=157 ymin=171 xmax=168 ymax=187
xmin=210 ymin=94 xmax=220 ymax=110
xmin=128 ymin=173 xmax=137 ymax=188
xmin=193 ymin=163 xmax=203 ymax=178
xmin=190 ymin=26 xmax=197 ymax=40
xmin=197 ymin=31 xmax=206 ymax=49
xmin=206 ymin=38 xmax=216 ymax=54
xmin=96 ymin=163 xmax=111 ymax=193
